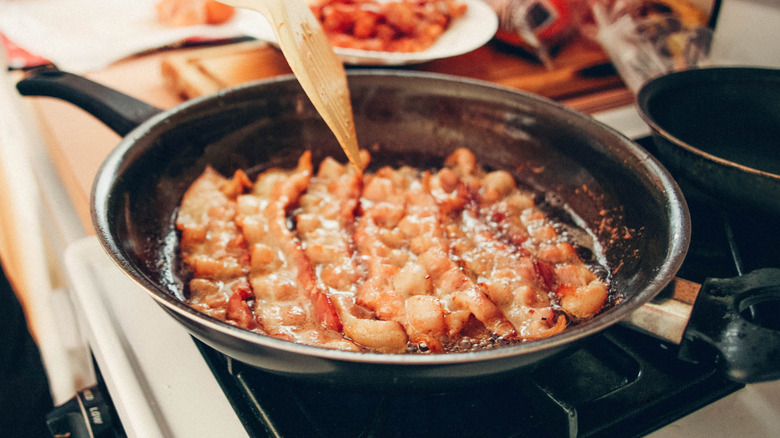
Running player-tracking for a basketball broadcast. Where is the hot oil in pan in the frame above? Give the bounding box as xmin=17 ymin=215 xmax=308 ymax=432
xmin=172 ymin=149 xmax=616 ymax=353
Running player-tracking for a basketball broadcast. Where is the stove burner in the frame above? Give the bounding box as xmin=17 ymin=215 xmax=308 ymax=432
xmin=196 ymin=326 xmax=742 ymax=438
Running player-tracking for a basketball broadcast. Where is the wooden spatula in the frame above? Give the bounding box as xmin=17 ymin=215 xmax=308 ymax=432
xmin=217 ymin=0 xmax=362 ymax=172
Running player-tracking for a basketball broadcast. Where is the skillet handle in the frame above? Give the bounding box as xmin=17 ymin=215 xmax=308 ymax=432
xmin=679 ymin=267 xmax=780 ymax=383
xmin=623 ymin=277 xmax=699 ymax=345
xmin=16 ymin=69 xmax=163 ymax=136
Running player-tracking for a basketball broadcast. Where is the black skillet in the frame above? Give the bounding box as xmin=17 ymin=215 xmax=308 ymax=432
xmin=633 ymin=67 xmax=780 ymax=383
xmin=637 ymin=67 xmax=780 ymax=215
xmin=16 ymin=68 xmax=780 ymax=389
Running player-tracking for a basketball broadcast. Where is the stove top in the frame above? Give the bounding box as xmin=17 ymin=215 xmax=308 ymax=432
xmin=190 ymin=136 xmax=780 ymax=438
xmin=198 ymin=325 xmax=741 ymax=438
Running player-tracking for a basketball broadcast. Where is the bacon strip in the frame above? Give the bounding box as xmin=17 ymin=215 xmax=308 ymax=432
xmin=175 ymin=166 xmax=254 ymax=328
xmin=437 ymin=148 xmax=607 ymax=336
xmin=355 ymin=165 xmax=515 ymax=351
xmin=297 ymin=156 xmax=363 ymax=295
xmin=236 ymin=152 xmax=357 ymax=350
xmin=295 ymin=153 xmax=408 ymax=352
xmin=353 ymin=166 xmax=422 ymax=348
xmin=444 ymin=209 xmax=566 ymax=340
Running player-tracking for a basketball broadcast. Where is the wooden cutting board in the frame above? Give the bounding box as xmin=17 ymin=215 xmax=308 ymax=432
xmin=161 ymin=40 xmax=292 ymax=98
xmin=161 ymin=36 xmax=633 ymax=113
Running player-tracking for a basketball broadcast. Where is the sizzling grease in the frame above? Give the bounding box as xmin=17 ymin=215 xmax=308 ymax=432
xmin=175 ymin=148 xmax=609 ymax=353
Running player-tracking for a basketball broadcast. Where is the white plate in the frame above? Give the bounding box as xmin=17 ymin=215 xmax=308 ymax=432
xmin=237 ymin=0 xmax=498 ymax=66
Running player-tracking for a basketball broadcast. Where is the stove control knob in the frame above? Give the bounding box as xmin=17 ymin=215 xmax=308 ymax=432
xmin=46 ymin=385 xmax=122 ymax=438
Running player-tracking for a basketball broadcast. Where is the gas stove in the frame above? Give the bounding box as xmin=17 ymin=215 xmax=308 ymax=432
xmin=57 ymin=113 xmax=780 ymax=437
xmin=184 ymin=138 xmax=774 ymax=438
xmin=197 ymin=325 xmax=741 ymax=438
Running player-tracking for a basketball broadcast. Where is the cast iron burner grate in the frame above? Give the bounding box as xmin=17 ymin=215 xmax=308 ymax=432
xmin=196 ymin=324 xmax=741 ymax=438
xmin=196 ymin=136 xmax=779 ymax=438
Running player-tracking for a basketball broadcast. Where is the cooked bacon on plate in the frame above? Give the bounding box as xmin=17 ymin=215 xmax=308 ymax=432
xmin=309 ymin=0 xmax=468 ymax=52
xmin=156 ymin=0 xmax=236 ymax=27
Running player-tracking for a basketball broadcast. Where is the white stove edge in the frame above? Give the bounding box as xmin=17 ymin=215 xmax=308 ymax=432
xmin=64 ymin=238 xmax=249 ymax=438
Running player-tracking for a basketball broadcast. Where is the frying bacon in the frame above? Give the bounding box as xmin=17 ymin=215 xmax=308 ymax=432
xmin=439 ymin=150 xmax=608 ymax=331
xmin=178 ymin=148 xmax=610 ymax=353
xmin=176 ymin=167 xmax=253 ymax=328
xmin=354 ymin=164 xmax=517 ymax=352
xmin=432 ymin=176 xmax=567 ymax=340
xmin=234 ymin=152 xmax=359 ymax=350
xmin=294 ymin=152 xmax=408 ymax=352
xmin=354 ymin=166 xmax=439 ymax=350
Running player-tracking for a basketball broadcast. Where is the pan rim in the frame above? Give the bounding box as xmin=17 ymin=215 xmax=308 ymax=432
xmin=92 ymin=69 xmax=690 ymax=366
